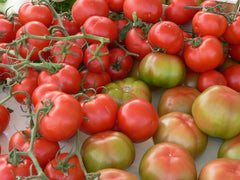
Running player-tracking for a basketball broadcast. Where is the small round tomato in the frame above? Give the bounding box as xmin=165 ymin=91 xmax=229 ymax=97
xmin=117 ymin=98 xmax=159 ymax=142
xmin=81 ymin=130 xmax=135 ymax=172
xmin=96 ymin=168 xmax=138 ymax=180
xmin=0 ymin=105 xmax=10 ymax=135
xmin=222 ymin=64 xmax=240 ymax=92
xmin=139 ymin=142 xmax=197 ymax=180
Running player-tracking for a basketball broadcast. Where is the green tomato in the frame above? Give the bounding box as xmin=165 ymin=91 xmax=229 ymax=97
xmin=81 ymin=130 xmax=135 ymax=172
xmin=139 ymin=52 xmax=186 ymax=88
xmin=101 ymin=77 xmax=151 ymax=108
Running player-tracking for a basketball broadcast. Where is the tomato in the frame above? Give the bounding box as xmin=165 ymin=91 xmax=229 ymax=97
xmin=192 ymin=10 xmax=228 ymax=37
xmin=139 ymin=142 xmax=197 ymax=180
xmin=79 ymin=69 xmax=111 ymax=93
xmin=34 ymin=91 xmax=83 ymax=142
xmin=229 ymin=43 xmax=240 ymax=62
xmin=50 ymin=40 xmax=83 ymax=69
xmin=147 ymin=21 xmax=184 ymax=54
xmin=44 ymin=152 xmax=85 ymax=180
xmin=80 ymin=94 xmax=118 ymax=134
xmin=117 ymin=98 xmax=159 ymax=142
xmin=106 ymin=0 xmax=125 ymax=12
xmin=165 ymin=0 xmax=198 ymax=25
xmin=0 ymin=105 xmax=10 ymax=135
xmin=218 ymin=134 xmax=240 ymax=161
xmin=106 ymin=47 xmax=134 ymax=80
xmin=96 ymin=168 xmax=138 ymax=180
xmin=81 ymin=130 xmax=135 ymax=172
xmin=0 ymin=154 xmax=37 ymax=179
xmin=125 ymin=27 xmax=152 ymax=61
xmin=192 ymin=85 xmax=240 ymax=139
xmin=31 ymin=83 xmax=61 ymax=107
xmin=158 ymin=86 xmax=200 ymax=116
xmin=222 ymin=64 xmax=240 ymax=92
xmin=9 ymin=127 xmax=60 ymax=169
xmin=111 ymin=18 xmax=128 ymax=46
xmin=18 ymin=2 xmax=53 ymax=27
xmin=123 ymin=0 xmax=162 ymax=23
xmin=153 ymin=112 xmax=208 ymax=158
xmin=181 ymin=68 xmax=200 ymax=88
xmin=217 ymin=56 xmax=240 ymax=72
xmin=38 ymin=64 xmax=81 ymax=94
xmin=74 ymin=32 xmax=87 ymax=49
xmin=102 ymin=77 xmax=152 ymax=108
xmin=83 ymin=44 xmax=110 ymax=73
xmin=83 ymin=15 xmax=117 ymax=45
xmin=223 ymin=16 xmax=240 ymax=45
xmin=197 ymin=70 xmax=227 ymax=92
xmin=16 ymin=21 xmax=51 ymax=61
xmin=139 ymin=52 xmax=186 ymax=88
xmin=198 ymin=158 xmax=240 ymax=180
xmin=183 ymin=35 xmax=224 ymax=72
xmin=71 ymin=0 xmax=109 ymax=27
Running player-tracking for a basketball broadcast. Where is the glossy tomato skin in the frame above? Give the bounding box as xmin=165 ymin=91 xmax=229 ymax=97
xmin=229 ymin=43 xmax=240 ymax=62
xmin=18 ymin=2 xmax=53 ymax=27
xmin=106 ymin=0 xmax=125 ymax=12
xmin=183 ymin=35 xmax=224 ymax=72
xmin=139 ymin=142 xmax=197 ymax=180
xmin=35 ymin=91 xmax=83 ymax=142
xmin=72 ymin=0 xmax=109 ymax=27
xmin=153 ymin=112 xmax=208 ymax=158
xmin=117 ymin=98 xmax=159 ymax=142
xmin=223 ymin=16 xmax=240 ymax=45
xmin=80 ymin=94 xmax=118 ymax=134
xmin=222 ymin=64 xmax=240 ymax=92
xmin=147 ymin=21 xmax=184 ymax=54
xmin=96 ymin=168 xmax=138 ymax=180
xmin=198 ymin=158 xmax=240 ymax=180
xmin=158 ymin=86 xmax=200 ymax=116
xmin=192 ymin=85 xmax=240 ymax=139
xmin=102 ymin=77 xmax=152 ymax=108
xmin=81 ymin=130 xmax=135 ymax=172
xmin=139 ymin=52 xmax=186 ymax=88
xmin=44 ymin=153 xmax=85 ymax=180
xmin=123 ymin=0 xmax=162 ymax=23
xmin=0 ymin=105 xmax=10 ymax=135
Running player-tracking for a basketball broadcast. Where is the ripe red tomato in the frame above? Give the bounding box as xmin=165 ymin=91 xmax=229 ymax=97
xmin=80 ymin=94 xmax=118 ymax=134
xmin=123 ymin=0 xmax=163 ymax=23
xmin=147 ymin=21 xmax=184 ymax=54
xmin=117 ymin=98 xmax=159 ymax=142
xmin=222 ymin=64 xmax=240 ymax=92
xmin=18 ymin=2 xmax=53 ymax=27
xmin=0 ymin=105 xmax=10 ymax=135
xmin=223 ymin=16 xmax=240 ymax=45
xmin=106 ymin=0 xmax=125 ymax=12
xmin=229 ymin=43 xmax=240 ymax=62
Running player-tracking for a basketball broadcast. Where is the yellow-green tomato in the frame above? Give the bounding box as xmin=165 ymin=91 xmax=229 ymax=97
xmin=139 ymin=142 xmax=197 ymax=180
xmin=101 ymin=77 xmax=151 ymax=108
xmin=81 ymin=130 xmax=135 ymax=172
xmin=96 ymin=168 xmax=138 ymax=180
xmin=152 ymin=112 xmax=208 ymax=158
xmin=139 ymin=52 xmax=186 ymax=88
xmin=157 ymin=86 xmax=200 ymax=116
xmin=192 ymin=85 xmax=240 ymax=139
xmin=218 ymin=134 xmax=240 ymax=161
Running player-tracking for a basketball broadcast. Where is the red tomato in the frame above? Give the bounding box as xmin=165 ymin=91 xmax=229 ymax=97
xmin=34 ymin=91 xmax=83 ymax=142
xmin=198 ymin=158 xmax=240 ymax=180
xmin=123 ymin=0 xmax=162 ymax=23
xmin=52 ymin=16 xmax=79 ymax=35
xmin=74 ymin=32 xmax=87 ymax=49
xmin=112 ymin=18 xmax=128 ymax=46
xmin=117 ymin=98 xmax=159 ymax=142
xmin=83 ymin=15 xmax=117 ymax=45
xmin=107 ymin=47 xmax=134 ymax=80
xmin=229 ymin=43 xmax=240 ymax=62
xmin=18 ymin=2 xmax=53 ymax=27
xmin=38 ymin=64 xmax=81 ymax=94
xmin=16 ymin=21 xmax=51 ymax=61
xmin=147 ymin=21 xmax=184 ymax=54
xmin=83 ymin=44 xmax=110 ymax=73
xmin=183 ymin=35 xmax=224 ymax=72
xmin=0 ymin=105 xmax=10 ymax=135
xmin=50 ymin=40 xmax=83 ymax=68
xmin=106 ymin=0 xmax=125 ymax=12
xmin=165 ymin=0 xmax=198 ymax=25
xmin=80 ymin=94 xmax=118 ymax=134
xmin=192 ymin=10 xmax=228 ymax=37
xmin=181 ymin=68 xmax=200 ymax=88
xmin=223 ymin=16 xmax=240 ymax=45
xmin=197 ymin=70 xmax=228 ymax=92
xmin=222 ymin=64 xmax=240 ymax=92
xmin=44 ymin=153 xmax=85 ymax=180
xmin=72 ymin=0 xmax=109 ymax=27
xmin=9 ymin=127 xmax=60 ymax=169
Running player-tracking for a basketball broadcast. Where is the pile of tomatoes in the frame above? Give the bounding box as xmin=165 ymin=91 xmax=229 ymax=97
xmin=0 ymin=0 xmax=240 ymax=179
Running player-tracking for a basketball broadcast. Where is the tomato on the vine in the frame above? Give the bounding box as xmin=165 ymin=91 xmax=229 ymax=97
xmin=0 ymin=105 xmax=10 ymax=135
xmin=223 ymin=16 xmax=240 ymax=45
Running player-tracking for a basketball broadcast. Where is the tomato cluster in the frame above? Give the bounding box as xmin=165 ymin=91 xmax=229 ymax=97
xmin=0 ymin=0 xmax=240 ymax=179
